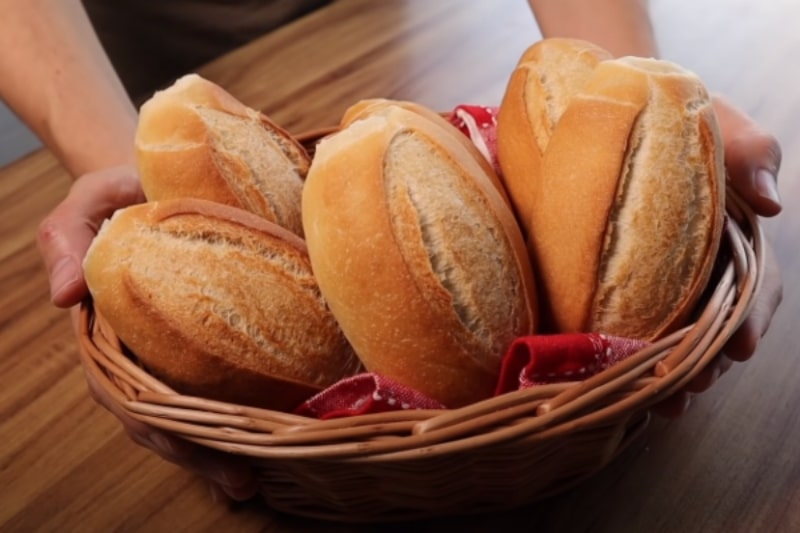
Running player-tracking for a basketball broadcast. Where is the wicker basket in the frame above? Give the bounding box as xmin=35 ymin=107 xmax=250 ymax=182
xmin=78 ymin=128 xmax=764 ymax=522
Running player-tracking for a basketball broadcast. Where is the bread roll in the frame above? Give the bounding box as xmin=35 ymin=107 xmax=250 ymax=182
xmin=83 ymin=198 xmax=359 ymax=411
xmin=302 ymin=103 xmax=537 ymax=407
xmin=135 ymin=74 xmax=308 ymax=237
xmin=531 ymin=56 xmax=725 ymax=340
xmin=497 ymin=38 xmax=612 ymax=235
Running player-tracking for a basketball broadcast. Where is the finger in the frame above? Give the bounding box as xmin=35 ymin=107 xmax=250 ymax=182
xmin=208 ymin=478 xmax=261 ymax=505
xmin=82 ymin=366 xmax=257 ymax=500
xmin=721 ymin=241 xmax=783 ymax=361
xmin=130 ymin=428 xmax=257 ymax=500
xmin=208 ymin=482 xmax=234 ymax=505
xmin=712 ymin=95 xmax=782 ymax=216
xmin=683 ymin=356 xmax=733 ymax=394
xmin=219 ymin=476 xmax=260 ymax=502
xmin=37 ymin=165 xmax=144 ymax=308
xmin=722 ymin=316 xmax=763 ymax=363
xmin=652 ymin=352 xmax=736 ymax=418
xmin=651 ymin=391 xmax=693 ymax=419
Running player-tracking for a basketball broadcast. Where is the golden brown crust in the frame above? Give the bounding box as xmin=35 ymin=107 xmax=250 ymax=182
xmin=302 ymin=104 xmax=537 ymax=407
xmin=533 ymin=64 xmax=650 ymax=333
xmin=531 ymin=56 xmax=725 ymax=340
xmin=83 ymin=198 xmax=360 ymax=411
xmin=497 ymin=38 xmax=611 ymax=237
xmin=135 ymin=74 xmax=309 ymax=236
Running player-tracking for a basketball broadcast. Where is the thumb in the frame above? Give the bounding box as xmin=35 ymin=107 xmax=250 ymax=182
xmin=37 ymin=165 xmax=145 ymax=308
xmin=712 ymin=95 xmax=782 ymax=217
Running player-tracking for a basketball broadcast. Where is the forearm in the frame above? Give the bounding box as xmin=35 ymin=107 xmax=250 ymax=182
xmin=527 ymin=0 xmax=659 ymax=58
xmin=0 ymin=0 xmax=137 ymax=178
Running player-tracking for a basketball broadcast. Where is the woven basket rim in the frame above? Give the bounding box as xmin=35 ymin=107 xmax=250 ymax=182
xmin=78 ymin=185 xmax=763 ymax=460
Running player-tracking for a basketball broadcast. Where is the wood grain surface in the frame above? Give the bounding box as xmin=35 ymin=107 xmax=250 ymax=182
xmin=1 ymin=0 xmax=798 ymax=531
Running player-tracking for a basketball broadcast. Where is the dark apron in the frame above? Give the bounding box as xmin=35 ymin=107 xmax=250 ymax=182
xmin=81 ymin=0 xmax=333 ymax=102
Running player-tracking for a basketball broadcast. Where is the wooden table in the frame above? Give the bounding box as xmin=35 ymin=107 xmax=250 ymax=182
xmin=2 ymin=0 xmax=798 ymax=531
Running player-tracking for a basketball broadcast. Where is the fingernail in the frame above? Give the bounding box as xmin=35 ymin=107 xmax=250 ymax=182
xmin=215 ymin=467 xmax=247 ymax=489
xmin=215 ymin=468 xmax=234 ymax=487
xmin=208 ymin=482 xmax=229 ymax=505
xmin=149 ymin=433 xmax=174 ymax=456
xmin=49 ymin=256 xmax=81 ymax=303
xmin=221 ymin=477 xmax=259 ymax=502
xmin=755 ymin=169 xmax=781 ymax=208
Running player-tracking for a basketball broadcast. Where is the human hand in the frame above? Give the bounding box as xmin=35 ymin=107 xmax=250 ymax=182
xmin=653 ymin=95 xmax=783 ymax=417
xmin=38 ymin=165 xmax=258 ymax=502
xmin=81 ymin=350 xmax=258 ymax=503
xmin=37 ymin=165 xmax=146 ymax=308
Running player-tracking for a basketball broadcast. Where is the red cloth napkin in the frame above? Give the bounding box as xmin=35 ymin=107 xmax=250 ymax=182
xmin=294 ymin=373 xmax=446 ymax=419
xmin=494 ymin=333 xmax=649 ymax=395
xmin=295 ymin=333 xmax=648 ymax=419
xmin=293 ymin=105 xmax=649 ymax=419
xmin=447 ymin=104 xmax=501 ymax=175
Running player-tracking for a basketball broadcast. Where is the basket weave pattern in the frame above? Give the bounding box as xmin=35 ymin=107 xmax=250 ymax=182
xmin=79 ymin=134 xmax=763 ymax=521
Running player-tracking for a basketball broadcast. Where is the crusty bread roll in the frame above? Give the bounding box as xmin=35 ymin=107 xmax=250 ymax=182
xmin=341 ymin=98 xmax=512 ymax=205
xmin=302 ymin=103 xmax=538 ymax=407
xmin=83 ymin=198 xmax=360 ymax=411
xmin=135 ymin=74 xmax=309 ymax=237
xmin=497 ymin=38 xmax=612 ymax=235
xmin=531 ymin=56 xmax=726 ymax=340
